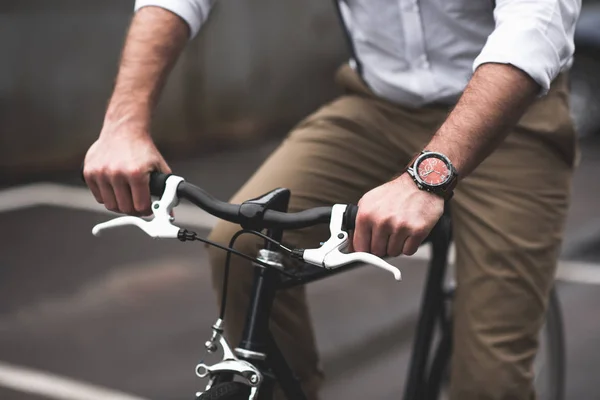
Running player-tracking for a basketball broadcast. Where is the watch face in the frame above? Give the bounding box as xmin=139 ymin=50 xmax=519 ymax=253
xmin=416 ymin=154 xmax=451 ymax=186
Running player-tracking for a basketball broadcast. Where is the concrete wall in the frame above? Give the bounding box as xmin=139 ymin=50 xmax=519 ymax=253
xmin=0 ymin=0 xmax=349 ymax=180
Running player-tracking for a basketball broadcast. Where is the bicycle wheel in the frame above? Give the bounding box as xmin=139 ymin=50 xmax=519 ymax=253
xmin=434 ymin=287 xmax=565 ymax=400
xmin=197 ymin=382 xmax=251 ymax=400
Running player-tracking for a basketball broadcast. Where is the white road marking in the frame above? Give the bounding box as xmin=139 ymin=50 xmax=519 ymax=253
xmin=0 ymin=361 xmax=150 ymax=400
xmin=1 ymin=183 xmax=600 ymax=286
xmin=555 ymin=260 xmax=600 ymax=285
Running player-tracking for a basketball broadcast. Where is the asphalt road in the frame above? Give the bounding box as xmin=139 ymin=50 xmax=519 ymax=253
xmin=1 ymin=136 xmax=600 ymax=400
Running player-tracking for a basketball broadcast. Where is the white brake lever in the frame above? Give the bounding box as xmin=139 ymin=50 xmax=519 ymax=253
xmin=323 ymin=249 xmax=401 ymax=281
xmin=302 ymin=204 xmax=402 ymax=281
xmin=91 ymin=175 xmax=185 ymax=239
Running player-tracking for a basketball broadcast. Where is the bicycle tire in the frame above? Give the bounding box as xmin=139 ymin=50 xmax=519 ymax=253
xmin=197 ymin=382 xmax=251 ymax=400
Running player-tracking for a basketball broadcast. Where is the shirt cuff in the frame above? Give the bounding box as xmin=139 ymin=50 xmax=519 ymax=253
xmin=134 ymin=0 xmax=207 ymax=38
xmin=473 ymin=26 xmax=561 ymax=96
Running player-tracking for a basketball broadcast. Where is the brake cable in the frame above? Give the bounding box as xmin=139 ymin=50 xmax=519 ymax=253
xmin=179 ymin=228 xmax=296 ymax=320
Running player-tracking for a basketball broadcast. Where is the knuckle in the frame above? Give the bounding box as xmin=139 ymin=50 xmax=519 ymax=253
xmin=126 ymin=167 xmax=145 ymax=179
xmin=108 ymin=167 xmax=125 ymax=179
xmin=96 ymin=166 xmax=111 ymax=180
xmin=380 ymin=215 xmax=395 ymax=229
xmin=371 ymin=213 xmax=391 ymax=230
xmin=410 ymin=221 xmax=428 ymax=237
xmin=390 ymin=216 xmax=406 ymax=230
xmin=356 ymin=211 xmax=371 ymax=227
xmin=83 ymin=166 xmax=100 ymax=180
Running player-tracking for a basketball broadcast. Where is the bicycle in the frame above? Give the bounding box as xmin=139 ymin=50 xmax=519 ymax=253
xmin=90 ymin=172 xmax=565 ymax=400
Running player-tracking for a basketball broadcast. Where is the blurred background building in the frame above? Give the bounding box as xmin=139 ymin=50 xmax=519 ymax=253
xmin=0 ymin=0 xmax=350 ymax=183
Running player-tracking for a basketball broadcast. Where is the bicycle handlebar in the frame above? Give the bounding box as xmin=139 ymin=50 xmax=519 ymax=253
xmin=150 ymin=172 xmax=359 ymax=231
xmin=88 ymin=171 xmax=446 ymax=281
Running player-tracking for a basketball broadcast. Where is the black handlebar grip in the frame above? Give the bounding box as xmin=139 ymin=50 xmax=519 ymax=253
xmin=344 ymin=204 xmax=359 ymax=230
xmin=149 ymin=171 xmax=172 ymax=197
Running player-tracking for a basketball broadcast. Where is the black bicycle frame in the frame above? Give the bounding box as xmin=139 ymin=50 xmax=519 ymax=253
xmin=230 ymin=188 xmax=454 ymax=400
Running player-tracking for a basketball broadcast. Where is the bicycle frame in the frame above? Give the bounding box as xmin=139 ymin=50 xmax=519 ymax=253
xmin=215 ymin=187 xmax=454 ymax=400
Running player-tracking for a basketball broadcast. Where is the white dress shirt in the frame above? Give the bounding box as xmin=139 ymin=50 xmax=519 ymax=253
xmin=134 ymin=0 xmax=581 ymax=107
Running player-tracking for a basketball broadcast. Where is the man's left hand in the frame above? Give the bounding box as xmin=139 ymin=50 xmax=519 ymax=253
xmin=353 ymin=173 xmax=445 ymax=257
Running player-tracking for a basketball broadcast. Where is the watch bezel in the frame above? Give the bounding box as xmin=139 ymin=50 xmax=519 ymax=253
xmin=412 ymin=151 xmax=453 ymax=188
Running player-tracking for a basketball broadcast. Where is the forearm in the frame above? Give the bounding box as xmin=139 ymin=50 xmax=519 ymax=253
xmin=103 ymin=6 xmax=189 ymax=135
xmin=426 ymin=63 xmax=539 ymax=178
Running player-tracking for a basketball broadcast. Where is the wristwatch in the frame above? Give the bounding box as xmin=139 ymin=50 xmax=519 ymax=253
xmin=405 ymin=150 xmax=458 ymax=201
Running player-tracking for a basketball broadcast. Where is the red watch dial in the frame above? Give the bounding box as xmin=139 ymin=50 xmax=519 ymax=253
xmin=417 ymin=157 xmax=450 ymax=186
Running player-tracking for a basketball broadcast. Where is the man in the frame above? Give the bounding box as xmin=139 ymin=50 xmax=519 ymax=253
xmin=83 ymin=0 xmax=581 ymax=398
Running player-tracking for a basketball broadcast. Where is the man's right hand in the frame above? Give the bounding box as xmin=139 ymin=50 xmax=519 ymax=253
xmin=82 ymin=6 xmax=189 ymax=215
xmin=83 ymin=124 xmax=171 ymax=216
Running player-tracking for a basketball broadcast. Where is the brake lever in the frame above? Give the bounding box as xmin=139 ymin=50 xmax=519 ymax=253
xmin=91 ymin=175 xmax=185 ymax=239
xmin=302 ymin=204 xmax=401 ymax=281
xmin=324 ymin=249 xmax=402 ymax=281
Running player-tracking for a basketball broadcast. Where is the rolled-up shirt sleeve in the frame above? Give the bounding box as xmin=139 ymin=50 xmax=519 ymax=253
xmin=473 ymin=0 xmax=581 ymax=95
xmin=134 ymin=0 xmax=216 ymax=38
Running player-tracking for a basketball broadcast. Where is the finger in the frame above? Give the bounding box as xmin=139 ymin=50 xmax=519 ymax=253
xmin=352 ymin=212 xmax=372 ymax=253
xmin=157 ymin=158 xmax=172 ymax=174
xmin=402 ymin=234 xmax=426 ymax=256
xmin=387 ymin=230 xmax=409 ymax=257
xmin=84 ymin=172 xmax=103 ymax=204
xmin=110 ymin=175 xmax=135 ymax=214
xmin=370 ymin=225 xmax=390 ymax=257
xmin=347 ymin=231 xmax=355 ymax=253
xmin=97 ymin=177 xmax=119 ymax=212
xmin=130 ymin=172 xmax=152 ymax=216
